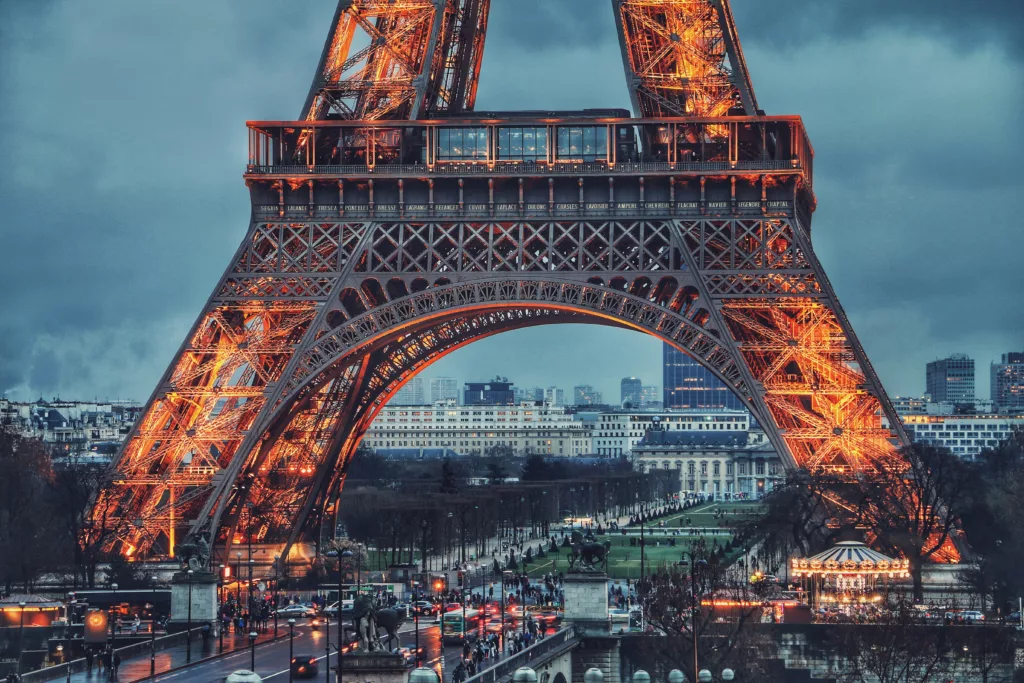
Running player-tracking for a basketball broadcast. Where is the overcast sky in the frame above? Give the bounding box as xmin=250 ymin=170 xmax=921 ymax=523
xmin=1 ymin=0 xmax=1021 ymax=405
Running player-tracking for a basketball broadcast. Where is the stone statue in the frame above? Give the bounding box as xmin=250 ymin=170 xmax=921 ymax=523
xmin=173 ymin=532 xmax=211 ymax=572
xmin=352 ymin=595 xmax=382 ymax=652
xmin=567 ymin=530 xmax=611 ymax=572
xmin=348 ymin=595 xmax=406 ymax=652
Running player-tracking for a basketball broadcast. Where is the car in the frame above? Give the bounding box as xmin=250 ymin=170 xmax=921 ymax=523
xmin=391 ymin=603 xmax=412 ymax=618
xmin=323 ymin=600 xmax=353 ymax=618
xmin=290 ymin=655 xmax=319 ymax=679
xmin=395 ymin=646 xmax=424 ymax=665
xmin=225 ymin=671 xmax=262 ymax=683
xmin=413 ymin=601 xmax=438 ymax=616
xmin=275 ymin=604 xmax=316 ymax=618
xmin=444 ymin=603 xmax=462 ymax=612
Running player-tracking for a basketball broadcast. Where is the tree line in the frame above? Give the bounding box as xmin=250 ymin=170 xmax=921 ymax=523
xmin=748 ymin=430 xmax=1024 ymax=608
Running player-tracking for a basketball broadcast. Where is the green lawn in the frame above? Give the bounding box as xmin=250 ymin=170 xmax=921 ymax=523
xmin=520 ymin=530 xmax=735 ymax=579
xmin=513 ymin=503 xmax=764 ymax=579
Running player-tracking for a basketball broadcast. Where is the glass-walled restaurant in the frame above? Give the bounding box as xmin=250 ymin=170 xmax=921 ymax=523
xmin=247 ymin=115 xmax=812 ymax=181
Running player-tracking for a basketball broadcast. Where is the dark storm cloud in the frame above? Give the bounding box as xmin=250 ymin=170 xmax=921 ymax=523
xmin=0 ymin=0 xmax=1021 ymax=403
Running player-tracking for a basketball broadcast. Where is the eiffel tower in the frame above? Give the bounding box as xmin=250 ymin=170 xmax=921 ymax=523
xmin=91 ymin=0 xmax=951 ymax=563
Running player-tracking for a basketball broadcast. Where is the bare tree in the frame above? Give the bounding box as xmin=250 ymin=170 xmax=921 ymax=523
xmin=854 ymin=444 xmax=970 ymax=601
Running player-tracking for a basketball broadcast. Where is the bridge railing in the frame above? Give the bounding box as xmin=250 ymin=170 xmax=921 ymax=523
xmin=19 ymin=627 xmax=205 ymax=683
xmin=465 ymin=628 xmax=575 ymax=683
xmin=246 ymin=159 xmax=801 ymax=177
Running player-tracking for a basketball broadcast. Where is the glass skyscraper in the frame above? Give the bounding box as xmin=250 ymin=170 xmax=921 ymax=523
xmin=662 ymin=343 xmax=745 ymax=411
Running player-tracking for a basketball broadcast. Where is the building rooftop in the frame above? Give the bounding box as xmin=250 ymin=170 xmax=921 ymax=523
xmin=635 ymin=430 xmax=749 ymax=449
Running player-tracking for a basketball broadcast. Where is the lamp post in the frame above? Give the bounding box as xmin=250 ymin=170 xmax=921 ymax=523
xmin=66 ymin=591 xmax=76 ymax=683
xmin=640 ymin=514 xmax=646 ymax=591
xmin=446 ymin=511 xmax=454 ymax=571
xmin=186 ymin=569 xmax=194 ymax=663
xmin=273 ymin=554 xmax=281 ymax=638
xmin=691 ymin=559 xmax=708 ymax=683
xmin=108 ymin=582 xmax=118 ymax=665
xmin=421 ymin=519 xmax=429 ymax=573
xmin=249 ymin=630 xmax=258 ymax=672
xmin=288 ymin=618 xmax=296 ymax=683
xmin=236 ymin=551 xmax=243 ymax=604
xmin=147 ymin=595 xmax=157 ymax=677
xmin=18 ymin=600 xmax=27 ymax=675
xmin=414 ymin=583 xmax=421 ymax=666
xmin=248 ymin=558 xmax=255 ymax=631
xmin=219 ymin=564 xmax=226 ymax=653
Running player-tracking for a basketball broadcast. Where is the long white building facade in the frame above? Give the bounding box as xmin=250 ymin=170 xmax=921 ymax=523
xmin=902 ymin=413 xmax=1024 ymax=459
xmin=362 ymin=401 xmax=591 ymax=456
xmin=589 ymin=410 xmax=750 ymax=457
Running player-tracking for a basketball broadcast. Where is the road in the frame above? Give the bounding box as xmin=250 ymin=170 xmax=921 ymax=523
xmin=127 ymin=619 xmax=480 ymax=683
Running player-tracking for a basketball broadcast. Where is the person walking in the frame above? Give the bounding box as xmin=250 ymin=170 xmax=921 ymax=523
xmin=112 ymin=652 xmax=121 ymax=679
xmin=84 ymin=649 xmax=94 ymax=674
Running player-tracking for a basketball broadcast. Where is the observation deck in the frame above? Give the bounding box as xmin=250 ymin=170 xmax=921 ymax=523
xmin=243 ymin=114 xmax=815 ymax=225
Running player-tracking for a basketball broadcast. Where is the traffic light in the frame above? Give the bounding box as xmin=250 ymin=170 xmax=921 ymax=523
xmin=433 ymin=578 xmax=445 ymax=593
xmin=457 ymin=571 xmax=464 ymax=587
xmin=84 ymin=610 xmax=108 ymax=644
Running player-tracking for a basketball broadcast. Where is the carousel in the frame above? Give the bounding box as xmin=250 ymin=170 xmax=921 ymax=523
xmin=790 ymin=541 xmax=910 ymax=619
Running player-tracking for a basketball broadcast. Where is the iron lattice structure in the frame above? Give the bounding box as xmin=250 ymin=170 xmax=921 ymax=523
xmin=302 ymin=0 xmax=489 ymax=121
xmin=91 ymin=0 xmax=959 ymax=564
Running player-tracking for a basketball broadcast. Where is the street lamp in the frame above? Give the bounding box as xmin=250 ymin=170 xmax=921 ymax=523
xmin=66 ymin=591 xmax=76 ymax=683
xmin=691 ymin=559 xmax=708 ymax=683
xmin=447 ymin=511 xmax=454 ymax=571
xmin=421 ymin=519 xmax=429 ymax=573
xmin=248 ymin=558 xmax=256 ymax=630
xmin=273 ymin=555 xmax=281 ymax=638
xmin=236 ymin=551 xmax=243 ymax=604
xmin=186 ymin=569 xmax=194 ymax=663
xmin=249 ymin=630 xmax=258 ymax=672
xmin=288 ymin=618 xmax=296 ymax=683
xmin=108 ymin=583 xmax=119 ymax=657
xmin=17 ymin=601 xmax=26 ymax=675
xmin=147 ymin=597 xmax=157 ymax=677
xmin=219 ymin=565 xmax=226 ymax=653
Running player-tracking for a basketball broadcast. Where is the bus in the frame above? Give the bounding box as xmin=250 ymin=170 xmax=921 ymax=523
xmin=441 ymin=608 xmax=481 ymax=644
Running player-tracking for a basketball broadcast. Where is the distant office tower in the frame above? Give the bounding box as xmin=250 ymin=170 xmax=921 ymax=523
xmin=430 ymin=377 xmax=459 ymax=404
xmin=621 ymin=377 xmax=643 ymax=407
xmin=663 ymin=344 xmax=745 ymax=411
xmin=514 ymin=386 xmax=545 ymax=404
xmin=392 ymin=376 xmax=425 ymax=405
xmin=574 ymin=385 xmax=603 ymax=406
xmin=991 ymin=353 xmax=1024 ymax=413
xmin=926 ymin=354 xmax=975 ymax=403
xmin=544 ymin=386 xmax=566 ymax=407
xmin=464 ymin=377 xmax=515 ymax=406
xmin=641 ymin=385 xmax=660 ymax=407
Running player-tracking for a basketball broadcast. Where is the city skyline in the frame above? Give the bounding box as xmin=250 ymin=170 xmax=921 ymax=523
xmin=1 ymin=1 xmax=1021 ymax=406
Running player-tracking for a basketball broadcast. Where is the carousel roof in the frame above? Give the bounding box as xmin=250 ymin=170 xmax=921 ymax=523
xmin=808 ymin=541 xmax=896 ymax=565
xmin=791 ymin=541 xmax=909 ymax=576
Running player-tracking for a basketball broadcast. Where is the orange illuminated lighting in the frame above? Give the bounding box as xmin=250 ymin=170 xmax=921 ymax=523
xmin=125 ymin=544 xmax=136 ymax=557
xmin=701 ymin=600 xmax=798 ymax=608
xmin=223 ymin=566 xmax=231 ymax=578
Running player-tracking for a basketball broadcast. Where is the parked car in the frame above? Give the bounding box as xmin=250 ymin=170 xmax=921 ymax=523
xmin=290 ymin=655 xmax=319 ymax=679
xmin=275 ymin=604 xmax=316 ymax=618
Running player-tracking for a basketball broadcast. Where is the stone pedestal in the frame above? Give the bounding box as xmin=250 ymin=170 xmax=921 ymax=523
xmin=563 ymin=572 xmax=610 ymax=635
xmin=167 ymin=570 xmax=219 ymax=633
xmin=335 ymin=652 xmax=411 ymax=683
